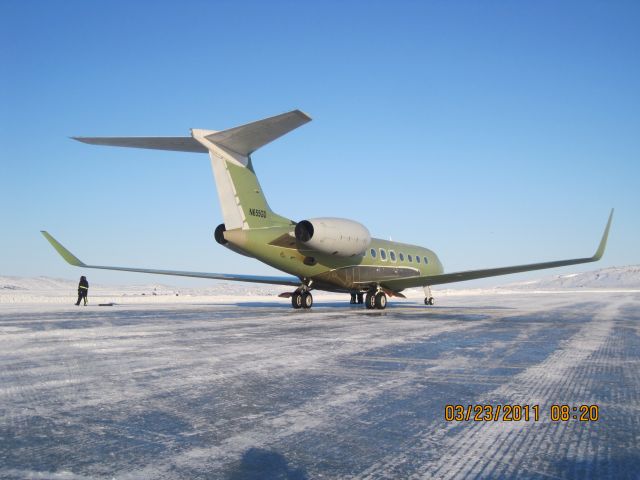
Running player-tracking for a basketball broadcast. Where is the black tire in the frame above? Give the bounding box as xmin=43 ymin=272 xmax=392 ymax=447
xmin=291 ymin=293 xmax=302 ymax=309
xmin=302 ymin=292 xmax=313 ymax=309
xmin=428 ymin=297 xmax=435 ymax=305
xmin=365 ymin=292 xmax=375 ymax=309
xmin=424 ymin=298 xmax=429 ymax=305
xmin=374 ymin=292 xmax=387 ymax=309
xmin=357 ymin=293 xmax=364 ymax=304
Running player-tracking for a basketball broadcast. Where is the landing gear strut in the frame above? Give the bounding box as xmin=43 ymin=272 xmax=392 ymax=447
xmin=365 ymin=290 xmax=387 ymax=310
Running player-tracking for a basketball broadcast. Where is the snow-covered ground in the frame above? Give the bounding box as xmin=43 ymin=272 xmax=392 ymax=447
xmin=2 ymin=265 xmax=639 ymax=305
xmin=1 ymin=267 xmax=639 ymax=478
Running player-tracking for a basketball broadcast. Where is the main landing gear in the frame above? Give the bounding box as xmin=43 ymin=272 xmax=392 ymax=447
xmin=291 ymin=290 xmax=313 ymax=309
xmin=365 ymin=291 xmax=387 ymax=310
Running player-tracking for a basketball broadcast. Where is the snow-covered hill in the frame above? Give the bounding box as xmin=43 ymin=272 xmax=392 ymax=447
xmin=0 ymin=276 xmax=292 ymax=304
xmin=1 ymin=265 xmax=638 ymax=304
xmin=0 ymin=276 xmax=284 ymax=296
xmin=499 ymin=265 xmax=640 ymax=290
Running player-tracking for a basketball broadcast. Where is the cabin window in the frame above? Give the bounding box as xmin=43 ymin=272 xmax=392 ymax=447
xmin=399 ymin=252 xmax=404 ymax=261
xmin=408 ymin=254 xmax=413 ymax=262
xmin=423 ymin=256 xmax=429 ymax=264
xmin=416 ymin=255 xmax=421 ymax=264
xmin=370 ymin=248 xmax=376 ymax=258
xmin=380 ymin=249 xmax=387 ymax=261
xmin=389 ymin=251 xmax=396 ymax=262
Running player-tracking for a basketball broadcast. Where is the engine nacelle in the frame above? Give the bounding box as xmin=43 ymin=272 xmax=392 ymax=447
xmin=294 ymin=217 xmax=371 ymax=257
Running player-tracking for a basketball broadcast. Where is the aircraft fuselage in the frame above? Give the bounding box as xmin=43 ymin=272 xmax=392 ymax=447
xmin=222 ymin=226 xmax=444 ymax=293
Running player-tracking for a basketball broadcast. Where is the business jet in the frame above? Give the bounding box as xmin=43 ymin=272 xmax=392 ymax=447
xmin=42 ymin=110 xmax=613 ymax=309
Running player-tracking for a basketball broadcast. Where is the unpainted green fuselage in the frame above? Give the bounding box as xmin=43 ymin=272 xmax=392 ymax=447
xmin=216 ymin=156 xmax=443 ymax=293
xmin=223 ymin=225 xmax=444 ymax=293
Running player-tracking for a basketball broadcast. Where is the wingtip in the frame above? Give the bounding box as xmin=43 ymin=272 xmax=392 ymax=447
xmin=593 ymin=209 xmax=614 ymax=260
xmin=41 ymin=231 xmax=86 ymax=267
xmin=295 ymin=109 xmax=313 ymax=122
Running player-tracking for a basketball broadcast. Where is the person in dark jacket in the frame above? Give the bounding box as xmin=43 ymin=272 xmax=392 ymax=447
xmin=75 ymin=276 xmax=89 ymax=306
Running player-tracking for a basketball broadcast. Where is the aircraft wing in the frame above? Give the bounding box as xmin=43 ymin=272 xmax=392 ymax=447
xmin=383 ymin=209 xmax=614 ymax=290
xmin=41 ymin=231 xmax=301 ymax=287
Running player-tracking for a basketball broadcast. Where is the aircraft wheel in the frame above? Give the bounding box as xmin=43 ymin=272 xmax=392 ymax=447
xmin=302 ymin=292 xmax=313 ymax=309
xmin=374 ymin=292 xmax=387 ymax=309
xmin=428 ymin=296 xmax=435 ymax=305
xmin=291 ymin=292 xmax=302 ymax=309
xmin=365 ymin=292 xmax=376 ymax=309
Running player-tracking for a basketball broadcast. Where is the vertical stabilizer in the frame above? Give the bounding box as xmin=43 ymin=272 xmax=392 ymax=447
xmin=191 ymin=110 xmax=310 ymax=229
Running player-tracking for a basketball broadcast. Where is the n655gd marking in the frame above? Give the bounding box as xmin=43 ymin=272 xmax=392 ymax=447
xmin=249 ymin=208 xmax=267 ymax=218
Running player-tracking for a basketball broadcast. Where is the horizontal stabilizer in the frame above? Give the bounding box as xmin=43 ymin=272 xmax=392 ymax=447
xmin=72 ymin=136 xmax=208 ymax=153
xmin=205 ymin=110 xmax=311 ymax=156
xmin=72 ymin=109 xmax=311 ymax=156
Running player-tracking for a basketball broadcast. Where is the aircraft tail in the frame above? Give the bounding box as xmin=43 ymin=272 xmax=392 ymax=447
xmin=73 ymin=110 xmax=311 ymax=230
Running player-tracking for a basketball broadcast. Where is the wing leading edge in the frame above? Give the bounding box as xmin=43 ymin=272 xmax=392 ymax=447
xmin=40 ymin=231 xmax=301 ymax=287
xmin=384 ymin=209 xmax=614 ymax=290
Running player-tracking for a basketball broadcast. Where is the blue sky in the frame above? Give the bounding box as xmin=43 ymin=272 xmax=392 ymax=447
xmin=1 ymin=1 xmax=638 ymax=287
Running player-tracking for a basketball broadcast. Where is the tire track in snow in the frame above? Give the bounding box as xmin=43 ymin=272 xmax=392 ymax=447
xmin=359 ymin=299 xmax=624 ymax=479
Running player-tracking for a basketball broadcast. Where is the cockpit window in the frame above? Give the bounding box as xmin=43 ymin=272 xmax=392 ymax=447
xmin=389 ymin=251 xmax=396 ymax=262
xmin=370 ymin=248 xmax=376 ymax=258
xmin=399 ymin=252 xmax=404 ymax=261
xmin=408 ymin=254 xmax=413 ymax=262
xmin=424 ymin=256 xmax=429 ymax=264
xmin=416 ymin=255 xmax=421 ymax=264
xmin=380 ymin=249 xmax=387 ymax=261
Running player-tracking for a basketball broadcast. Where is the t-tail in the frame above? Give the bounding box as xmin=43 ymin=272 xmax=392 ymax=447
xmin=73 ymin=110 xmax=311 ymax=230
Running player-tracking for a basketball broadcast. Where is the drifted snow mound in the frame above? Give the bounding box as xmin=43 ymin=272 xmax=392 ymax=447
xmin=501 ymin=265 xmax=640 ymax=290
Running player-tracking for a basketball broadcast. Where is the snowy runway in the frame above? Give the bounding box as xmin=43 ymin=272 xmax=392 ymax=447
xmin=1 ymin=292 xmax=639 ymax=479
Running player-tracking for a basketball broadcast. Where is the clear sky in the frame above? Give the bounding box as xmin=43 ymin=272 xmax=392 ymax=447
xmin=1 ymin=1 xmax=638 ymax=287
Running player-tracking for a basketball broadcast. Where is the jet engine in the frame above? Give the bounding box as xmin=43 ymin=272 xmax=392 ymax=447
xmin=294 ymin=217 xmax=371 ymax=256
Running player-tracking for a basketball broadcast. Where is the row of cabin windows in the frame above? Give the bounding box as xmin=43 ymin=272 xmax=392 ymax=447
xmin=368 ymin=248 xmax=429 ymax=265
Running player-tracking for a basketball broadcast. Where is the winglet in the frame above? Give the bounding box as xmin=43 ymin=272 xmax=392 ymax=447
xmin=40 ymin=231 xmax=86 ymax=267
xmin=592 ymin=208 xmax=614 ymax=260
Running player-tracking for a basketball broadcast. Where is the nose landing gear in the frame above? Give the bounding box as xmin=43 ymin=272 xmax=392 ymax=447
xmin=423 ymin=285 xmax=435 ymax=306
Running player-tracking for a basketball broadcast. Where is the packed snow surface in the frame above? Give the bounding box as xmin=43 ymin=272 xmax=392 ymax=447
xmin=1 ymin=266 xmax=639 ymax=478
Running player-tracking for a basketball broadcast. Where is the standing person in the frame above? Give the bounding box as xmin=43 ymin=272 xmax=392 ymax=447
xmin=75 ymin=276 xmax=89 ymax=306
